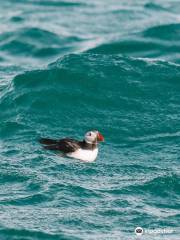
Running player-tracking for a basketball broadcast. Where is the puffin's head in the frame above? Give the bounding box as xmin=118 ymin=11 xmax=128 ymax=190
xmin=84 ymin=130 xmax=104 ymax=144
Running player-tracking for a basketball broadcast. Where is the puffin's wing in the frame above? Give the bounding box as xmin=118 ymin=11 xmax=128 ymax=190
xmin=42 ymin=138 xmax=80 ymax=153
xmin=39 ymin=138 xmax=58 ymax=145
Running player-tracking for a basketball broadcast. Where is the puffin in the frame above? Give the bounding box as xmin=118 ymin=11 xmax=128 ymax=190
xmin=39 ymin=130 xmax=104 ymax=162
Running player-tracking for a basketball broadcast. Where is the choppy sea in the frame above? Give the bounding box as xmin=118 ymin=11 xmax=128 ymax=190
xmin=0 ymin=0 xmax=180 ymax=239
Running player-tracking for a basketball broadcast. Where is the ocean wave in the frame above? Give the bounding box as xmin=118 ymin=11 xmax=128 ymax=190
xmin=0 ymin=27 xmax=83 ymax=58
xmin=144 ymin=2 xmax=169 ymax=11
xmin=143 ymin=23 xmax=180 ymax=42
xmin=96 ymin=173 xmax=180 ymax=199
xmin=88 ymin=38 xmax=162 ymax=55
xmin=88 ymin=23 xmax=180 ymax=63
xmin=0 ymin=53 xmax=180 ymax=144
xmin=7 ymin=0 xmax=86 ymax=7
xmin=126 ymin=174 xmax=180 ymax=197
xmin=0 ymin=193 xmax=52 ymax=206
xmin=0 ymin=228 xmax=75 ymax=240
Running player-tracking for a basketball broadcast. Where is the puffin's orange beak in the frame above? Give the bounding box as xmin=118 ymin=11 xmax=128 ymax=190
xmin=97 ymin=132 xmax=104 ymax=142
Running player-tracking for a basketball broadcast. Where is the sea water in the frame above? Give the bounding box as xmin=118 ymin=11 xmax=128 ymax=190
xmin=0 ymin=0 xmax=180 ymax=239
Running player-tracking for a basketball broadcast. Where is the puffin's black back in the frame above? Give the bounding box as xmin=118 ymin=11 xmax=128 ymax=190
xmin=39 ymin=138 xmax=80 ymax=153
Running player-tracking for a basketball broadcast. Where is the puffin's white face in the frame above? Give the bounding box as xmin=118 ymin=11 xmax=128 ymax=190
xmin=84 ymin=130 xmax=104 ymax=144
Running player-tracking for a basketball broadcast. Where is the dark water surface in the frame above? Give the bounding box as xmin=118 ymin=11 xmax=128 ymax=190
xmin=0 ymin=0 xmax=180 ymax=239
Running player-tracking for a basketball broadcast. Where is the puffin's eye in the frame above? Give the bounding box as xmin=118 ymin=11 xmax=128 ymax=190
xmin=89 ymin=133 xmax=92 ymax=136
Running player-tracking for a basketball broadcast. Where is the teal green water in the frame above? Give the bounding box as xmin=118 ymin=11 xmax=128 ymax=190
xmin=0 ymin=0 xmax=180 ymax=239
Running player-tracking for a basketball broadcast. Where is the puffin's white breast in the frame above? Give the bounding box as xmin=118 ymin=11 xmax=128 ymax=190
xmin=66 ymin=148 xmax=98 ymax=162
